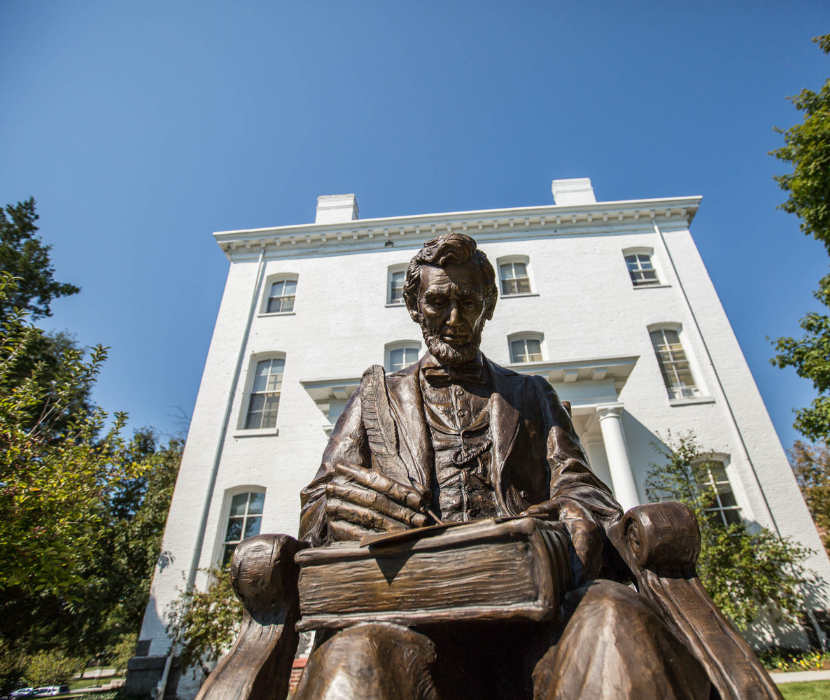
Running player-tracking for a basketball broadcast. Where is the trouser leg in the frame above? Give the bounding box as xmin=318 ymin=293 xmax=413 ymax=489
xmin=533 ymin=581 xmax=711 ymax=700
xmin=293 ymin=623 xmax=438 ymax=700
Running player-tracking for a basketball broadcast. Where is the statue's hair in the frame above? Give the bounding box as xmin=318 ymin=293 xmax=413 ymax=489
xmin=403 ymin=233 xmax=498 ymax=320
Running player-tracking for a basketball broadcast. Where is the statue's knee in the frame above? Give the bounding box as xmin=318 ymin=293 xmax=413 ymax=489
xmin=569 ymin=580 xmax=660 ymax=632
xmin=296 ymin=623 xmax=437 ymax=700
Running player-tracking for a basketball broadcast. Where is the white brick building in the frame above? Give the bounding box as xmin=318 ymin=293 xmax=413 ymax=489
xmin=136 ymin=179 xmax=830 ymax=697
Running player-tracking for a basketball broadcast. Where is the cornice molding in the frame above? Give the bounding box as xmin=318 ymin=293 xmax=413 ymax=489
xmin=214 ymin=196 xmax=702 ymax=261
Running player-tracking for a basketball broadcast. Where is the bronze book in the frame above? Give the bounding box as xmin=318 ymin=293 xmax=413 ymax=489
xmin=295 ymin=517 xmax=573 ymax=631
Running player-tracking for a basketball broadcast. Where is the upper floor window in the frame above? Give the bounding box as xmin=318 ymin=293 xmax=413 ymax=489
xmin=267 ymin=279 xmax=297 ymax=313
xmin=649 ymin=328 xmax=699 ymax=399
xmin=499 ymin=261 xmax=531 ymax=296
xmin=509 ymin=335 xmax=544 ymax=363
xmin=693 ymin=460 xmax=740 ymax=527
xmin=386 ymin=343 xmax=420 ymax=373
xmin=245 ymin=357 xmax=284 ymax=429
xmin=387 ymin=266 xmax=407 ymax=305
xmin=624 ymin=252 xmax=659 ymax=287
xmin=222 ymin=491 xmax=265 ymax=566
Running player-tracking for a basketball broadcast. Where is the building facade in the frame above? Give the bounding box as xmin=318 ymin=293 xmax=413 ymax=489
xmin=136 ymin=179 xmax=830 ymax=696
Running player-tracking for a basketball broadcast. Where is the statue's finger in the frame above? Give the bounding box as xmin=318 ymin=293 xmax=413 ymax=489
xmin=329 ymin=519 xmax=373 ymax=542
xmin=327 ymin=483 xmax=428 ymax=527
xmin=326 ymin=499 xmax=408 ymax=533
xmin=334 ymin=462 xmax=425 ymax=510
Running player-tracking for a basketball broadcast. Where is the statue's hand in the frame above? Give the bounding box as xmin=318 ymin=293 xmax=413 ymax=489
xmin=522 ymin=497 xmax=603 ymax=586
xmin=325 ymin=462 xmax=430 ymax=541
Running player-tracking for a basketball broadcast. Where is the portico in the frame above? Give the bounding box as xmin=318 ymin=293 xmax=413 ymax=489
xmin=508 ymin=356 xmax=641 ymax=511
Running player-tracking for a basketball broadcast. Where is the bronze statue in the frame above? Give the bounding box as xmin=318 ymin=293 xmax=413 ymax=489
xmin=196 ymin=234 xmax=782 ymax=700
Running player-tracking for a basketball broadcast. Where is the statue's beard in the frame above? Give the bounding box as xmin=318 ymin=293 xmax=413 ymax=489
xmin=421 ymin=322 xmax=484 ymax=368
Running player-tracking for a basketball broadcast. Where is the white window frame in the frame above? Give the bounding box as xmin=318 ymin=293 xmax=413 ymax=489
xmin=647 ymin=324 xmax=705 ymax=402
xmin=386 ymin=264 xmax=408 ymax=306
xmin=235 ymin=352 xmax=285 ymax=436
xmin=507 ymin=332 xmax=546 ymax=364
xmin=691 ymin=454 xmax=742 ymax=527
xmin=259 ymin=273 xmax=299 ymax=316
xmin=384 ymin=340 xmax=422 ymax=373
xmin=496 ymin=255 xmax=536 ymax=298
xmin=622 ymin=247 xmax=664 ymax=288
xmin=213 ymin=485 xmax=267 ymax=567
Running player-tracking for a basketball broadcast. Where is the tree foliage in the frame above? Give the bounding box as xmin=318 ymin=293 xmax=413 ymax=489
xmin=165 ymin=568 xmax=242 ymax=670
xmin=0 ymin=198 xmax=79 ymax=321
xmin=789 ymin=440 xmax=830 ymax=556
xmin=0 ymin=273 xmax=183 ymax=656
xmin=646 ymin=433 xmax=813 ymax=629
xmin=770 ymin=35 xmax=830 ymax=441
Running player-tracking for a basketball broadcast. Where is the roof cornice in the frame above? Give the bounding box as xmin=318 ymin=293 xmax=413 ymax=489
xmin=214 ymin=196 xmax=702 ymax=260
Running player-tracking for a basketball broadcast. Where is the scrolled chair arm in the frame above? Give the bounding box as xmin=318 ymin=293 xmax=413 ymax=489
xmin=196 ymin=534 xmax=307 ymax=700
xmin=609 ymin=502 xmax=783 ymax=700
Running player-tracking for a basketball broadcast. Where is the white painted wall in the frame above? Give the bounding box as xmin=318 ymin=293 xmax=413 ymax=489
xmin=139 ymin=189 xmax=830 ymax=686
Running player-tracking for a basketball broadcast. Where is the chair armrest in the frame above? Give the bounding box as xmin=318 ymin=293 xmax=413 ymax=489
xmin=609 ymin=503 xmax=782 ymax=700
xmin=196 ymin=534 xmax=307 ymax=700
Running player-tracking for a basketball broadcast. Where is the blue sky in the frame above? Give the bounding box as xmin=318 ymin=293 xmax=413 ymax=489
xmin=1 ymin=1 xmax=828 ymax=450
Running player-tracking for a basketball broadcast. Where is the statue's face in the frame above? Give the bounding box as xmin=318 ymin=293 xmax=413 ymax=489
xmin=417 ymin=261 xmax=486 ymax=367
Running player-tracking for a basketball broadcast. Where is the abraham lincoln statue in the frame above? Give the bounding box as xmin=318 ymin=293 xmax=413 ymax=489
xmin=291 ymin=233 xmax=711 ymax=700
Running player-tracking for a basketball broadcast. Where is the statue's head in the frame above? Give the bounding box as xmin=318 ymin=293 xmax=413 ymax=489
xmin=403 ymin=233 xmax=498 ymax=367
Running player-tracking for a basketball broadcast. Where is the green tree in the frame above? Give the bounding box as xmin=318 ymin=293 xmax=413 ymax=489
xmin=165 ymin=567 xmax=243 ymax=670
xmin=0 ymin=198 xmax=79 ymax=321
xmin=789 ymin=440 xmax=830 ymax=556
xmin=770 ymin=35 xmax=830 ymax=441
xmin=646 ymin=433 xmax=813 ymax=629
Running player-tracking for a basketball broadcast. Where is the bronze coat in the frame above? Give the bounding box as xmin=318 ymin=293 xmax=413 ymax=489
xmin=299 ymin=354 xmax=623 ymax=546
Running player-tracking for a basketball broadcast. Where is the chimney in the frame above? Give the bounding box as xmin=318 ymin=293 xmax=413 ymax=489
xmin=551 ymin=178 xmax=596 ymax=206
xmin=315 ymin=194 xmax=359 ymax=224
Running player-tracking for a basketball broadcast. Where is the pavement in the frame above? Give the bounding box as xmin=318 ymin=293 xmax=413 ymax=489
xmin=771 ymin=669 xmax=830 ymax=684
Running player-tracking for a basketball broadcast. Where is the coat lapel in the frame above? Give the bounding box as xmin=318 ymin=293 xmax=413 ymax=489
xmin=486 ymin=357 xmax=527 ymax=505
xmin=385 ymin=358 xmax=434 ymax=491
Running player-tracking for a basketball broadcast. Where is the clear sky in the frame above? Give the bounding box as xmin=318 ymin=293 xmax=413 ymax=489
xmin=1 ymin=1 xmax=828 ymax=451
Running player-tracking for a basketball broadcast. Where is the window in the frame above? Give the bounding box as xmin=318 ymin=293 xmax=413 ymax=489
xmin=267 ymin=279 xmax=297 ymax=313
xmin=624 ymin=253 xmax=659 ymax=287
xmin=693 ymin=460 xmax=741 ymax=527
xmin=386 ymin=345 xmax=420 ymax=373
xmin=222 ymin=491 xmax=265 ymax=566
xmin=245 ymin=358 xmax=284 ymax=429
xmin=650 ymin=328 xmax=699 ymax=399
xmin=510 ymin=337 xmax=543 ymax=363
xmin=499 ymin=261 xmax=531 ymax=296
xmin=389 ymin=270 xmax=405 ymax=304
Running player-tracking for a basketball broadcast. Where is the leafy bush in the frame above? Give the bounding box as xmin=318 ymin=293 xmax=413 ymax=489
xmin=22 ymin=648 xmax=85 ymax=686
xmin=759 ymin=647 xmax=830 ymax=672
xmin=646 ymin=432 xmax=814 ymax=628
xmin=165 ymin=567 xmax=242 ymax=670
xmin=109 ymin=633 xmax=137 ymax=675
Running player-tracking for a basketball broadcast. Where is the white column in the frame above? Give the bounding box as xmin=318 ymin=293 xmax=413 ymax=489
xmin=597 ymin=404 xmax=640 ymax=512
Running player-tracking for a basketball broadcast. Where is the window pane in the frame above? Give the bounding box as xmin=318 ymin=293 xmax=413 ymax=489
xmin=244 ymin=516 xmax=262 ymax=538
xmin=404 ymin=347 xmax=419 ymax=364
xmin=709 ymin=463 xmax=728 ymax=482
xmin=513 ymin=262 xmax=527 ymax=277
xmin=723 ymin=509 xmax=741 ymax=526
xmin=500 ymin=263 xmax=515 ymax=280
xmin=284 ymin=280 xmax=297 ymax=294
xmin=515 ymin=277 xmax=531 ymax=294
xmin=526 ymin=339 xmax=542 ymax=361
xmin=230 ymin=493 xmax=249 ymax=517
xmin=267 ymin=297 xmax=282 ymax=313
xmin=222 ymin=544 xmax=237 ymax=567
xmin=511 ymin=340 xmax=526 ymax=363
xmin=260 ymin=397 xmax=279 ymax=429
xmin=225 ymin=517 xmax=243 ymax=542
xmin=270 ymin=281 xmax=285 ymax=297
xmin=390 ymin=348 xmax=404 ymax=372
xmin=248 ymin=492 xmax=265 ymax=515
xmin=390 ymin=271 xmax=405 ymax=303
xmin=503 ymin=279 xmax=519 ymax=295
xmin=281 ymin=297 xmax=294 ymax=313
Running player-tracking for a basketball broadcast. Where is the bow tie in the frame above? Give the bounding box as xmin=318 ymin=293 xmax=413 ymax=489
xmin=423 ymin=362 xmax=486 ymax=388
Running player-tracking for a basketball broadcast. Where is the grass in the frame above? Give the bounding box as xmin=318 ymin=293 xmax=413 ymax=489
xmin=69 ymin=677 xmax=125 ymax=691
xmin=778 ymin=680 xmax=830 ymax=699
